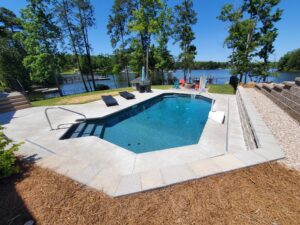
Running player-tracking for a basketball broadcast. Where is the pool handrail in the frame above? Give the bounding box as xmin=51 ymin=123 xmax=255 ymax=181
xmin=45 ymin=106 xmax=87 ymax=130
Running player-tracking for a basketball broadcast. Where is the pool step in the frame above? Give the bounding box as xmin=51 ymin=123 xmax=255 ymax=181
xmin=69 ymin=123 xmax=104 ymax=138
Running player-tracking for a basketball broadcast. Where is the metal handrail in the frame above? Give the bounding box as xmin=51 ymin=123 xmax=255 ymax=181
xmin=45 ymin=106 xmax=87 ymax=130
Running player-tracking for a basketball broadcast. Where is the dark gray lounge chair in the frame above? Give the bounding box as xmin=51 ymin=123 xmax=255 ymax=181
xmin=102 ymin=95 xmax=118 ymax=106
xmin=119 ymin=91 xmax=135 ymax=99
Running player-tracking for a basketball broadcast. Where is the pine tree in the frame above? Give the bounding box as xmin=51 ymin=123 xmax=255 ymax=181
xmin=107 ymin=0 xmax=133 ymax=87
xmin=173 ymin=0 xmax=197 ymax=83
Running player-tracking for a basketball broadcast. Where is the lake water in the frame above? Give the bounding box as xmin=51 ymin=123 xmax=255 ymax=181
xmin=60 ymin=69 xmax=300 ymax=96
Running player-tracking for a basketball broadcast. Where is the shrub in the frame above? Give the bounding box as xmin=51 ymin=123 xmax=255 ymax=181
xmin=95 ymin=84 xmax=110 ymax=91
xmin=0 ymin=126 xmax=22 ymax=179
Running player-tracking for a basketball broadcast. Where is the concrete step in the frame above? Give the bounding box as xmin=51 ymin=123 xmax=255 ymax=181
xmin=0 ymin=100 xmax=30 ymax=109
xmin=273 ymin=84 xmax=284 ymax=92
xmin=255 ymin=83 xmax=263 ymax=90
xmin=281 ymin=89 xmax=300 ymax=103
xmin=283 ymin=81 xmax=295 ymax=90
xmin=269 ymin=88 xmax=300 ymax=111
xmin=262 ymin=83 xmax=274 ymax=92
xmin=260 ymin=88 xmax=300 ymax=122
xmin=0 ymin=96 xmax=28 ymax=104
xmin=290 ymin=85 xmax=300 ymax=96
xmin=0 ymin=103 xmax=32 ymax=113
xmin=262 ymin=89 xmax=300 ymax=122
xmin=272 ymin=83 xmax=300 ymax=101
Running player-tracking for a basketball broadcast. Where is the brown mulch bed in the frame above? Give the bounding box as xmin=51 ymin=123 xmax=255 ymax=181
xmin=1 ymin=162 xmax=300 ymax=225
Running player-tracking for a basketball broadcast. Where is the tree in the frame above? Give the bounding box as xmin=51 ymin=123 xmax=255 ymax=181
xmin=173 ymin=0 xmax=197 ymax=83
xmin=0 ymin=7 xmax=30 ymax=90
xmin=107 ymin=0 xmax=133 ymax=86
xmin=128 ymin=38 xmax=143 ymax=76
xmin=128 ymin=0 xmax=165 ymax=80
xmin=16 ymin=0 xmax=61 ymax=88
xmin=55 ymin=0 xmax=89 ymax=92
xmin=218 ymin=4 xmax=257 ymax=83
xmin=0 ymin=126 xmax=22 ymax=179
xmin=218 ymin=0 xmax=282 ymax=83
xmin=278 ymin=49 xmax=300 ymax=71
xmin=245 ymin=0 xmax=282 ymax=81
xmin=153 ymin=2 xmax=174 ymax=84
xmin=72 ymin=0 xmax=96 ymax=90
xmin=92 ymin=54 xmax=113 ymax=76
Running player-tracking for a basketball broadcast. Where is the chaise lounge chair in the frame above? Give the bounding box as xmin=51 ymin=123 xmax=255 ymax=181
xmin=119 ymin=91 xmax=135 ymax=100
xmin=102 ymin=95 xmax=118 ymax=106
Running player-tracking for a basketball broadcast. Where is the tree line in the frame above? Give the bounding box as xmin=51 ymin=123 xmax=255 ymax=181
xmin=0 ymin=0 xmax=199 ymax=91
xmin=0 ymin=0 xmax=284 ymax=93
xmin=277 ymin=48 xmax=300 ymax=72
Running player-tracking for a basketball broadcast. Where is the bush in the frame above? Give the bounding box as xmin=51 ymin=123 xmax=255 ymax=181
xmin=0 ymin=126 xmax=22 ymax=179
xmin=95 ymin=84 xmax=110 ymax=91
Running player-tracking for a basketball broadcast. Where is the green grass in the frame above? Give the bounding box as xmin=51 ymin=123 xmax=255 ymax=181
xmin=208 ymin=84 xmax=235 ymax=94
xmin=30 ymin=85 xmax=173 ymax=107
xmin=152 ymin=85 xmax=173 ymax=90
xmin=60 ymin=69 xmax=78 ymax=75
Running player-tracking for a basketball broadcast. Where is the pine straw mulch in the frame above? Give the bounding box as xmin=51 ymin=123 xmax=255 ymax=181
xmin=1 ymin=162 xmax=300 ymax=225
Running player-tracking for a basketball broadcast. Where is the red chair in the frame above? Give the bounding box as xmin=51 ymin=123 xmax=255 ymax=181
xmin=180 ymin=79 xmax=185 ymax=87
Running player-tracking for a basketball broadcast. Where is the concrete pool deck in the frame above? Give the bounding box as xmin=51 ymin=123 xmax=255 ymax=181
xmin=0 ymin=88 xmax=284 ymax=197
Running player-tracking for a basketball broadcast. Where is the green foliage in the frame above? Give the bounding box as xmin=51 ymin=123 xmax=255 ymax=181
xmin=107 ymin=0 xmax=133 ymax=86
xmin=218 ymin=0 xmax=282 ymax=82
xmin=278 ymin=48 xmax=300 ymax=72
xmin=129 ymin=38 xmax=144 ymax=75
xmin=0 ymin=126 xmax=22 ymax=179
xmin=17 ymin=0 xmax=61 ymax=85
xmin=128 ymin=0 xmax=166 ymax=78
xmin=93 ymin=54 xmax=113 ymax=75
xmin=0 ymin=7 xmax=30 ymax=90
xmin=173 ymin=0 xmax=197 ymax=82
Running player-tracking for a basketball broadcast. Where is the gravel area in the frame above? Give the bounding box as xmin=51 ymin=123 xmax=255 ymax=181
xmin=245 ymin=88 xmax=300 ymax=169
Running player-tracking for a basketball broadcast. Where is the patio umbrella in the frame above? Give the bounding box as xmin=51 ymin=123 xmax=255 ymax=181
xmin=141 ymin=66 xmax=145 ymax=82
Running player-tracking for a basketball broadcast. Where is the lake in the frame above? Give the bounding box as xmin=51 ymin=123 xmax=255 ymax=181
xmin=60 ymin=69 xmax=300 ymax=96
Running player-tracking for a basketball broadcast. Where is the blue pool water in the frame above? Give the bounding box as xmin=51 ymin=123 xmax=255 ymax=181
xmin=61 ymin=94 xmax=212 ymax=153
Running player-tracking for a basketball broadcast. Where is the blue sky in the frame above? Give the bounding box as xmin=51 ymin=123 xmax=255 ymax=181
xmin=1 ymin=0 xmax=299 ymax=61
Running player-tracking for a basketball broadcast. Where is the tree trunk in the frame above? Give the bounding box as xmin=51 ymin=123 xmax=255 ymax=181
xmin=125 ymin=65 xmax=130 ymax=87
xmin=146 ymin=44 xmax=149 ymax=80
xmin=120 ymin=35 xmax=130 ymax=87
xmin=239 ymin=74 xmax=243 ymax=83
xmin=61 ymin=0 xmax=89 ymax=92
xmin=78 ymin=6 xmax=96 ymax=91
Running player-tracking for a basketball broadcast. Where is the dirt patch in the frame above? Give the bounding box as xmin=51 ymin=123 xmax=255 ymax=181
xmin=56 ymin=91 xmax=121 ymax=105
xmin=240 ymin=82 xmax=256 ymax=88
xmin=1 ymin=162 xmax=300 ymax=225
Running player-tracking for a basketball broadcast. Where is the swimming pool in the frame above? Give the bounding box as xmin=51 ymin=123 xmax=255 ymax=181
xmin=61 ymin=93 xmax=212 ymax=153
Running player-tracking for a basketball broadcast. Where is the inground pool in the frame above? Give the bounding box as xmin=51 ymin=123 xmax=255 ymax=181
xmin=61 ymin=93 xmax=212 ymax=153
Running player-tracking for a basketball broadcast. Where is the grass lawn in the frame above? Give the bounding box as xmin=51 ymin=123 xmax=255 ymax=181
xmin=1 ymin=162 xmax=299 ymax=224
xmin=208 ymin=84 xmax=235 ymax=94
xmin=29 ymin=85 xmax=173 ymax=107
xmin=60 ymin=69 xmax=78 ymax=75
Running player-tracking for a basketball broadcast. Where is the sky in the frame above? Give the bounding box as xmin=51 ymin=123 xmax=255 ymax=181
xmin=1 ymin=0 xmax=300 ymax=62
